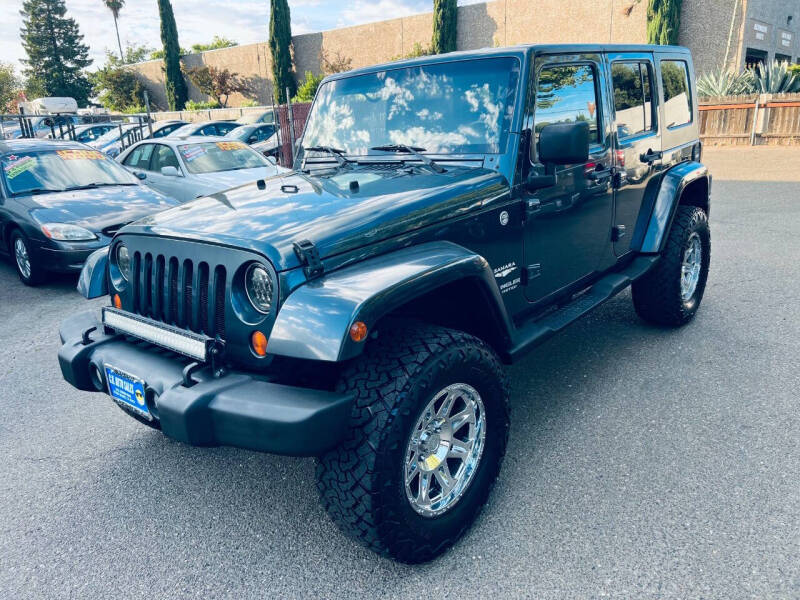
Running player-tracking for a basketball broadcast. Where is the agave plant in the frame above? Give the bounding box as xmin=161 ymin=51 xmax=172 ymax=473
xmin=748 ymin=60 xmax=800 ymax=94
xmin=696 ymin=67 xmax=755 ymax=98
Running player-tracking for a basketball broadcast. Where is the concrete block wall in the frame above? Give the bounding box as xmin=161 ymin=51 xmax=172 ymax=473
xmin=131 ymin=0 xmax=648 ymax=110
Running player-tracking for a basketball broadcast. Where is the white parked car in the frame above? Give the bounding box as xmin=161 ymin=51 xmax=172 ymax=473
xmin=224 ymin=123 xmax=279 ymax=157
xmin=116 ymin=136 xmax=287 ymax=202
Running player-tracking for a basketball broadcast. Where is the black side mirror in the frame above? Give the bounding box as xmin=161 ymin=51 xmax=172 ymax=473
xmin=538 ymin=121 xmax=590 ymax=165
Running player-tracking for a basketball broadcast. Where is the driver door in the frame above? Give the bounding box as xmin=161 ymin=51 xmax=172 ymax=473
xmin=522 ymin=53 xmax=616 ymax=304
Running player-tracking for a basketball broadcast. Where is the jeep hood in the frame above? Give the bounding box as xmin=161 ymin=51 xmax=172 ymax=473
xmin=121 ymin=166 xmax=509 ymax=271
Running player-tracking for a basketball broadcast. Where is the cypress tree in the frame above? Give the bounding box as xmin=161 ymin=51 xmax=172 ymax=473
xmin=647 ymin=0 xmax=683 ymax=45
xmin=431 ymin=0 xmax=458 ymax=54
xmin=19 ymin=0 xmax=92 ymax=105
xmin=269 ymin=0 xmax=296 ymax=104
xmin=157 ymin=0 xmax=187 ymax=110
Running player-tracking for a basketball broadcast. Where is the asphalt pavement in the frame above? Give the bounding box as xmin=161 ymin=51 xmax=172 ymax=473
xmin=0 ymin=149 xmax=798 ymax=599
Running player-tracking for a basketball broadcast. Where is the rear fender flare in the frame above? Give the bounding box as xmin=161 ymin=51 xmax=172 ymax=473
xmin=633 ymin=161 xmax=711 ymax=254
xmin=268 ymin=241 xmax=512 ymax=362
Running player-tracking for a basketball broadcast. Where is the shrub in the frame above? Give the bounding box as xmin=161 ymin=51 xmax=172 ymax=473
xmin=748 ymin=59 xmax=800 ymax=93
xmin=292 ymin=70 xmax=323 ymax=103
xmin=696 ymin=67 xmax=754 ymax=97
xmin=184 ymin=99 xmax=220 ymax=110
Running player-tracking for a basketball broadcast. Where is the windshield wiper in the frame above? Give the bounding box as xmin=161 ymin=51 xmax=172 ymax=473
xmin=62 ymin=182 xmax=135 ymax=192
xmin=302 ymin=146 xmax=350 ymax=169
xmin=370 ymin=144 xmax=445 ymax=173
xmin=14 ymin=187 xmax=57 ymax=196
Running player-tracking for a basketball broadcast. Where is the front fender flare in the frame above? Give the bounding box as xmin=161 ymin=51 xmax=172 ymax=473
xmin=77 ymin=247 xmax=109 ymax=299
xmin=268 ymin=241 xmax=511 ymax=362
xmin=635 ymin=161 xmax=710 ymax=254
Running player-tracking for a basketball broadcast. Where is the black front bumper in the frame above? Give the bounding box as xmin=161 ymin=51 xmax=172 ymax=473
xmin=58 ymin=310 xmax=354 ymax=456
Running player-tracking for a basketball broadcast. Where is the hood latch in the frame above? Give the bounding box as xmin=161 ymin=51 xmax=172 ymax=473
xmin=293 ymin=239 xmax=324 ymax=280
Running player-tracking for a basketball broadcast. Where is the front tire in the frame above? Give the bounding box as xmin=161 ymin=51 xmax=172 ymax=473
xmin=316 ymin=323 xmax=509 ymax=563
xmin=632 ymin=205 xmax=710 ymax=326
xmin=10 ymin=230 xmax=44 ymax=286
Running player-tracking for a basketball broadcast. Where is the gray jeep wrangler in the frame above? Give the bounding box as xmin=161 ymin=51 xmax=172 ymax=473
xmin=59 ymin=44 xmax=710 ymax=563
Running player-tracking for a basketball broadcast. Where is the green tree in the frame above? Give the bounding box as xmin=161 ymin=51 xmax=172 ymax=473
xmin=269 ymin=0 xmax=295 ymax=104
xmin=292 ymin=70 xmax=323 ymax=103
xmin=0 ymin=63 xmax=23 ymax=112
xmin=91 ymin=66 xmax=146 ymax=111
xmin=191 ymin=35 xmax=238 ymax=53
xmin=19 ymin=0 xmax=93 ymax=105
xmin=157 ymin=0 xmax=187 ymax=110
xmin=101 ymin=0 xmax=125 ymax=61
xmin=106 ymin=43 xmax=154 ymax=67
xmin=431 ymin=0 xmax=457 ymax=54
xmin=647 ymin=0 xmax=683 ymax=45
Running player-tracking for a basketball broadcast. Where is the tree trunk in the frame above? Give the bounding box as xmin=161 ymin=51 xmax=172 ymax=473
xmin=114 ymin=15 xmax=123 ymax=61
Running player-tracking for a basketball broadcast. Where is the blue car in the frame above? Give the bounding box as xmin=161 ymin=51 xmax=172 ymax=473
xmin=0 ymin=139 xmax=177 ymax=285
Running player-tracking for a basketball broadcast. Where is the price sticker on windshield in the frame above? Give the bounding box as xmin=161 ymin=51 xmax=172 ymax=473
xmin=3 ymin=156 xmax=36 ymax=179
xmin=56 ymin=149 xmax=105 ymax=160
xmin=215 ymin=141 xmax=246 ymax=151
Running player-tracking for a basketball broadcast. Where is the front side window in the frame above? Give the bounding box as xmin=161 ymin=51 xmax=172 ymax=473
xmin=177 ymin=141 xmax=269 ymax=174
xmin=215 ymin=122 xmax=239 ymax=135
xmin=150 ymin=145 xmax=180 ymax=172
xmin=1 ymin=149 xmax=137 ymax=196
xmin=533 ymin=64 xmax=600 ymax=151
xmin=661 ymin=60 xmax=692 ymax=128
xmin=611 ymin=62 xmax=656 ymax=138
xmin=302 ymin=57 xmax=520 ymax=155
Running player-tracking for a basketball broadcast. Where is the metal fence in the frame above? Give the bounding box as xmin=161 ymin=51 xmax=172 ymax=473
xmin=275 ymin=102 xmax=312 ymax=167
xmin=1 ymin=110 xmax=152 ymax=152
xmin=700 ymin=93 xmax=800 ymax=145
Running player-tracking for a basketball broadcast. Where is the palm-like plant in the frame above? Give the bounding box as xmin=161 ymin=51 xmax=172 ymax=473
xmin=696 ymin=67 xmax=754 ymax=98
xmin=102 ymin=0 xmax=125 ymax=61
xmin=749 ymin=59 xmax=800 ymax=94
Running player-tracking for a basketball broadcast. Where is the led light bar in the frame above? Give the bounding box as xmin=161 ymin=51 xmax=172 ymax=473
xmin=102 ymin=307 xmax=209 ymax=361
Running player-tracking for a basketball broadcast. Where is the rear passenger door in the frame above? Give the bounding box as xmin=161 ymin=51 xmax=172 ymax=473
xmin=607 ymin=52 xmax=661 ymax=257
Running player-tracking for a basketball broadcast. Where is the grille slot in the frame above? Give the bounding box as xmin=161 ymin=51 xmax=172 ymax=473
xmin=131 ymin=252 xmax=225 ymax=337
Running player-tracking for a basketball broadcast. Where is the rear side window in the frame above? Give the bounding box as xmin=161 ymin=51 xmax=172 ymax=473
xmin=122 ymin=144 xmax=155 ymax=170
xmin=660 ymin=60 xmax=692 ymax=128
xmin=611 ymin=62 xmax=656 ymax=138
xmin=533 ymin=64 xmax=600 ymax=154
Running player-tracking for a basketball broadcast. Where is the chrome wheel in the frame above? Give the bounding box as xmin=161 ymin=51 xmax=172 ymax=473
xmin=14 ymin=237 xmax=31 ymax=280
xmin=404 ymin=383 xmax=486 ymax=517
xmin=680 ymin=232 xmax=702 ymax=302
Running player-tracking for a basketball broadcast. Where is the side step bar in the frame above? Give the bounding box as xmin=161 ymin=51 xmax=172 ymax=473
xmin=505 ymin=255 xmax=659 ymax=361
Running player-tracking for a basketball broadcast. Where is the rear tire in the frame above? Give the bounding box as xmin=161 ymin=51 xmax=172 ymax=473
xmin=316 ymin=322 xmax=509 ymax=563
xmin=10 ymin=230 xmax=44 ymax=286
xmin=632 ymin=205 xmax=710 ymax=326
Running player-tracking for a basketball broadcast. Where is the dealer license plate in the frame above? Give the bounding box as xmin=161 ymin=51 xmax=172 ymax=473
xmin=104 ymin=365 xmax=152 ymax=420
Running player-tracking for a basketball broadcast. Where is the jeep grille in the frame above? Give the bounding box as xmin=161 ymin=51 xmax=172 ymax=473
xmin=130 ymin=251 xmax=226 ymax=338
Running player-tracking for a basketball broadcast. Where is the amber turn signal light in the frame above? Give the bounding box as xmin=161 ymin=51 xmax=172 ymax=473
xmin=349 ymin=321 xmax=368 ymax=343
xmin=112 ymin=293 xmax=122 ymax=309
xmin=251 ymin=331 xmax=268 ymax=356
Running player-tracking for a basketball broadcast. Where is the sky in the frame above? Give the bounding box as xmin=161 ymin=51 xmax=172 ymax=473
xmin=2 ymin=0 xmax=483 ymax=73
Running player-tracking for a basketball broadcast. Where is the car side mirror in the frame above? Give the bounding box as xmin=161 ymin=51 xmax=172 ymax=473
xmin=160 ymin=166 xmax=181 ymax=177
xmin=134 ymin=171 xmax=147 ymax=180
xmin=538 ymin=122 xmax=590 ymax=165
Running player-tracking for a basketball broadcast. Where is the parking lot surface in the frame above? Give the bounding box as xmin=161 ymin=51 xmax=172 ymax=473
xmin=1 ymin=148 xmax=798 ymax=599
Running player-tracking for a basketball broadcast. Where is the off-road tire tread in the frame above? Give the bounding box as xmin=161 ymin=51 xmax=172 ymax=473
xmin=315 ymin=322 xmax=509 ymax=563
xmin=632 ymin=205 xmax=710 ymax=326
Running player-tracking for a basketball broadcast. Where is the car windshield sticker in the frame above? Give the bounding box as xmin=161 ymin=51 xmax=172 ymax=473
xmin=216 ymin=141 xmax=246 ymax=151
xmin=56 ymin=149 xmax=105 ymax=160
xmin=180 ymin=145 xmax=207 ymax=162
xmin=3 ymin=156 xmax=36 ymax=179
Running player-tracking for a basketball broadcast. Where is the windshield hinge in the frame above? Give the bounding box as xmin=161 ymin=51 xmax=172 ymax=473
xmin=293 ymin=239 xmax=324 ymax=279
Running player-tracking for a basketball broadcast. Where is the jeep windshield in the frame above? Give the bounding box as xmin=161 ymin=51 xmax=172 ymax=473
xmin=300 ymin=57 xmax=520 ymax=159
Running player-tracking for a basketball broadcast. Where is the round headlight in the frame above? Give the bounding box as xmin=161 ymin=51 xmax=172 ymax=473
xmin=245 ymin=264 xmax=273 ymax=314
xmin=116 ymin=244 xmax=131 ymax=281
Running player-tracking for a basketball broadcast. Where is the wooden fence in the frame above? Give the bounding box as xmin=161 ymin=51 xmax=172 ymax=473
xmin=700 ymin=93 xmax=800 ymax=146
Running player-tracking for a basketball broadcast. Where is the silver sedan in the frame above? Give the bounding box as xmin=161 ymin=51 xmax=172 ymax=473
xmin=116 ymin=136 xmax=287 ymax=203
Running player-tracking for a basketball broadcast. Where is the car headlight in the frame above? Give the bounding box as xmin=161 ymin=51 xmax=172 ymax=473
xmin=41 ymin=223 xmax=97 ymax=241
xmin=116 ymin=244 xmax=131 ymax=281
xmin=245 ymin=264 xmax=273 ymax=314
